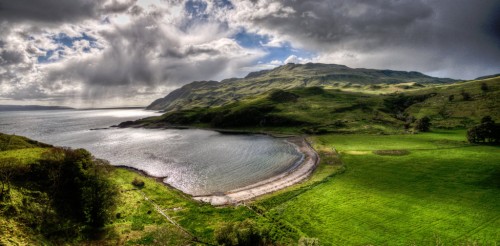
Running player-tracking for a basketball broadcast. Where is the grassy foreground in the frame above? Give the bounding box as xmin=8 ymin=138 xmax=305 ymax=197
xmin=257 ymin=130 xmax=500 ymax=245
xmin=1 ymin=130 xmax=499 ymax=245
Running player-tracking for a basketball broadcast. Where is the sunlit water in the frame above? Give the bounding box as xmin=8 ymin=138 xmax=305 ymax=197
xmin=0 ymin=109 xmax=303 ymax=196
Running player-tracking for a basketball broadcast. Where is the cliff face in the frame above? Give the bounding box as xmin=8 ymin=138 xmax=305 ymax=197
xmin=147 ymin=63 xmax=457 ymax=111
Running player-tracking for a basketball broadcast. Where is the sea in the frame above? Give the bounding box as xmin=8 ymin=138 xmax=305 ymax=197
xmin=0 ymin=108 xmax=303 ymax=196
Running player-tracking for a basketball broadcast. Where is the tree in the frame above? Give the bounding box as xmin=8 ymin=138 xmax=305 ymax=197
xmin=461 ymin=90 xmax=471 ymax=101
xmin=414 ymin=116 xmax=431 ymax=132
xmin=215 ymin=219 xmax=269 ymax=246
xmin=467 ymin=116 xmax=500 ymax=144
xmin=481 ymin=82 xmax=489 ymax=93
xmin=481 ymin=115 xmax=494 ymax=124
xmin=42 ymin=148 xmax=119 ymax=229
xmin=81 ymin=164 xmax=118 ymax=228
xmin=0 ymin=158 xmax=19 ymax=198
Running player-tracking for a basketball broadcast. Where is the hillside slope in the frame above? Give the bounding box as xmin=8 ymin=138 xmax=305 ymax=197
xmin=148 ymin=63 xmax=456 ymax=111
xmin=131 ymin=76 xmax=499 ymax=134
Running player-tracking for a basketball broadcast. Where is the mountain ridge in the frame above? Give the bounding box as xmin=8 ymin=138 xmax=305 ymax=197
xmin=147 ymin=63 xmax=457 ymax=111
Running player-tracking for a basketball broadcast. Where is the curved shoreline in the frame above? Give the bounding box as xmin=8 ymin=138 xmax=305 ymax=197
xmin=115 ymin=123 xmax=320 ymax=206
xmin=192 ymin=136 xmax=319 ymax=206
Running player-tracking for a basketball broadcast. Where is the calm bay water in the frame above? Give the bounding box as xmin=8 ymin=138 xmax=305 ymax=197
xmin=0 ymin=109 xmax=303 ymax=196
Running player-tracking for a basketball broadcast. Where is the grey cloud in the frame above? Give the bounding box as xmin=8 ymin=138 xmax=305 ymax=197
xmin=237 ymin=0 xmax=500 ymax=79
xmin=0 ymin=0 xmax=134 ymax=24
xmin=0 ymin=0 xmax=102 ymax=24
xmin=1 ymin=0 xmax=261 ymax=105
xmin=46 ymin=12 xmax=259 ymax=99
xmin=103 ymin=0 xmax=138 ymax=14
xmin=0 ymin=50 xmax=26 ymax=65
xmin=129 ymin=5 xmax=144 ymax=16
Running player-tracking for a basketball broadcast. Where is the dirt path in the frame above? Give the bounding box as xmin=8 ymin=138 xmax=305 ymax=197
xmin=193 ymin=137 xmax=319 ymax=206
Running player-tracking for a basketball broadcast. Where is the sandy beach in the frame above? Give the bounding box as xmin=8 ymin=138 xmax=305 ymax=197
xmin=193 ymin=137 xmax=319 ymax=206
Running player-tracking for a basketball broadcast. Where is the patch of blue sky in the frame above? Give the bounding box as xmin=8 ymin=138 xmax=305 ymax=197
xmin=213 ymin=0 xmax=233 ymax=9
xmin=181 ymin=0 xmax=233 ymax=30
xmin=37 ymin=33 xmax=97 ymax=63
xmin=233 ymin=29 xmax=315 ymax=64
xmin=185 ymin=0 xmax=232 ymax=13
xmin=185 ymin=0 xmax=208 ymax=18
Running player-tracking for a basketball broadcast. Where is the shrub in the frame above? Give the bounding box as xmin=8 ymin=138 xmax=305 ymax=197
xmin=467 ymin=116 xmax=500 ymax=144
xmin=36 ymin=148 xmax=119 ymax=229
xmin=461 ymin=90 xmax=471 ymax=101
xmin=383 ymin=93 xmax=436 ymax=116
xmin=215 ymin=219 xmax=270 ymax=246
xmin=132 ymin=178 xmax=145 ymax=188
xmin=481 ymin=82 xmax=489 ymax=93
xmin=302 ymin=86 xmax=326 ymax=95
xmin=268 ymin=90 xmax=299 ymax=103
xmin=0 ymin=158 xmax=20 ymax=199
xmin=481 ymin=115 xmax=494 ymax=124
xmin=298 ymin=237 xmax=320 ymax=246
xmin=414 ymin=116 xmax=431 ymax=132
xmin=448 ymin=94 xmax=454 ymax=101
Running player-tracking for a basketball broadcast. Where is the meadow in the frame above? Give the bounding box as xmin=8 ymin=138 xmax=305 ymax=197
xmin=257 ymin=130 xmax=500 ymax=245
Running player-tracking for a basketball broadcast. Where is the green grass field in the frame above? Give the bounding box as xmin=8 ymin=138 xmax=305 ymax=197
xmin=258 ymin=130 xmax=500 ymax=245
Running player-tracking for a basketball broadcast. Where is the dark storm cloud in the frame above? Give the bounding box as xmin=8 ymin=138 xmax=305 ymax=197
xmin=0 ymin=0 xmax=135 ymax=23
xmin=46 ymin=11 xmax=258 ymax=90
xmin=254 ymin=0 xmax=434 ymax=49
xmin=236 ymin=0 xmax=500 ymax=79
xmin=0 ymin=50 xmax=25 ymax=65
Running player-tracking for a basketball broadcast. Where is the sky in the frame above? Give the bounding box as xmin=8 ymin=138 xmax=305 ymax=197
xmin=0 ymin=0 xmax=499 ymax=108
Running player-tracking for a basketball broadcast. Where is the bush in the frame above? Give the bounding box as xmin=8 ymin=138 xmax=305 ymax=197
xmin=461 ymin=90 xmax=471 ymax=101
xmin=481 ymin=82 xmax=489 ymax=93
xmin=215 ymin=219 xmax=270 ymax=246
xmin=414 ymin=116 xmax=431 ymax=132
xmin=481 ymin=115 xmax=494 ymax=124
xmin=298 ymin=237 xmax=320 ymax=246
xmin=35 ymin=148 xmax=118 ymax=229
xmin=383 ymin=93 xmax=436 ymax=116
xmin=0 ymin=158 xmax=20 ymax=199
xmin=132 ymin=178 xmax=145 ymax=188
xmin=467 ymin=116 xmax=500 ymax=144
xmin=268 ymin=90 xmax=299 ymax=103
xmin=304 ymin=86 xmax=325 ymax=95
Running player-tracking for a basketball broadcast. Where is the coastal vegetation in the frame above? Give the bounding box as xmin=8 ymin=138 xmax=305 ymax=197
xmin=2 ymin=64 xmax=499 ymax=245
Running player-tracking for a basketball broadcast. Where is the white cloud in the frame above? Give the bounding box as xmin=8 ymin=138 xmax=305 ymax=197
xmin=0 ymin=0 xmax=269 ymax=106
xmin=1 ymin=0 xmax=499 ymax=107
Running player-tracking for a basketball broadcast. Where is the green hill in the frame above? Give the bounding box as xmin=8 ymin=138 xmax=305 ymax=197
xmin=147 ymin=63 xmax=456 ymax=111
xmin=131 ymin=75 xmax=498 ymax=134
